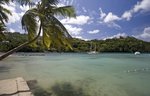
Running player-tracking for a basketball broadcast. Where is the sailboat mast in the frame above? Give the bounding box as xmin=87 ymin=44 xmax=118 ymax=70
xmin=95 ymin=44 xmax=96 ymax=51
xmin=90 ymin=42 xmax=92 ymax=51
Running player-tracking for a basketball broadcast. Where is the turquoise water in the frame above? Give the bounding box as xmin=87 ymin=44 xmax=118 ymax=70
xmin=0 ymin=53 xmax=150 ymax=96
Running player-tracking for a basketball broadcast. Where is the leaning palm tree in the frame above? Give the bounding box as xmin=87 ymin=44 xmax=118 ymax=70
xmin=0 ymin=0 xmax=76 ymax=60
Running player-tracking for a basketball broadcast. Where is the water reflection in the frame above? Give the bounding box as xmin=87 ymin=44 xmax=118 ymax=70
xmin=51 ymin=82 xmax=89 ymax=96
xmin=125 ymin=68 xmax=150 ymax=73
xmin=0 ymin=65 xmax=10 ymax=72
xmin=30 ymin=81 xmax=89 ymax=96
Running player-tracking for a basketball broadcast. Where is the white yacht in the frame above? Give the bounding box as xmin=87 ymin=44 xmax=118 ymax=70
xmin=87 ymin=42 xmax=98 ymax=54
xmin=88 ymin=51 xmax=98 ymax=54
xmin=134 ymin=51 xmax=141 ymax=55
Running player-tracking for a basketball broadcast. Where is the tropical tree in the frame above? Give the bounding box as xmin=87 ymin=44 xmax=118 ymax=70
xmin=0 ymin=0 xmax=33 ymax=35
xmin=0 ymin=0 xmax=12 ymax=42
xmin=0 ymin=0 xmax=76 ymax=60
xmin=0 ymin=0 xmax=12 ymax=24
xmin=0 ymin=0 xmax=34 ymax=40
xmin=0 ymin=22 xmax=7 ymax=41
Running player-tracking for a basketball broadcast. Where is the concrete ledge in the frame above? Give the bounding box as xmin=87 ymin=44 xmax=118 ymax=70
xmin=0 ymin=77 xmax=33 ymax=96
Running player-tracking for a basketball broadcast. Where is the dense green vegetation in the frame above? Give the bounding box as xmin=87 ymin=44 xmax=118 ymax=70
xmin=0 ymin=0 xmax=76 ymax=60
xmin=0 ymin=32 xmax=150 ymax=53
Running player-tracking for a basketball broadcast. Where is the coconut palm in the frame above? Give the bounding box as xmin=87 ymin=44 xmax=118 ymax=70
xmin=0 ymin=0 xmax=76 ymax=60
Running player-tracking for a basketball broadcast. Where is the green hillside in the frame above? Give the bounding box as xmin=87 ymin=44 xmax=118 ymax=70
xmin=0 ymin=32 xmax=150 ymax=53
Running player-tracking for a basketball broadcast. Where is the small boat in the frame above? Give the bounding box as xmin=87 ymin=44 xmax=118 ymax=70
xmin=87 ymin=42 xmax=98 ymax=54
xmin=134 ymin=51 xmax=140 ymax=55
xmin=88 ymin=51 xmax=98 ymax=54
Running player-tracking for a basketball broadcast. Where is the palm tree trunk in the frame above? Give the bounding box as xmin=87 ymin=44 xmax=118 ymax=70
xmin=0 ymin=24 xmax=42 ymax=61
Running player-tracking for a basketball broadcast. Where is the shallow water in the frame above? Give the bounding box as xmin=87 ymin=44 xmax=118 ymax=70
xmin=0 ymin=53 xmax=150 ymax=96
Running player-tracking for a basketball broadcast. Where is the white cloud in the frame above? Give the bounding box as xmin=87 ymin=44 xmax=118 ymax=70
xmin=60 ymin=15 xmax=91 ymax=25
xmin=9 ymin=28 xmax=15 ymax=33
xmin=103 ymin=33 xmax=127 ymax=40
xmin=133 ymin=0 xmax=150 ymax=13
xmin=20 ymin=5 xmax=30 ymax=12
xmin=73 ymin=36 xmax=89 ymax=41
xmin=122 ymin=0 xmax=150 ymax=21
xmin=2 ymin=2 xmax=24 ymax=24
xmin=58 ymin=0 xmax=74 ymax=8
xmin=100 ymin=0 xmax=150 ymax=25
xmin=8 ymin=13 xmax=23 ymax=24
xmin=66 ymin=0 xmax=69 ymax=5
xmin=104 ymin=12 xmax=121 ymax=23
xmin=134 ymin=27 xmax=150 ymax=41
xmin=99 ymin=20 xmax=121 ymax=29
xmin=64 ymin=25 xmax=82 ymax=36
xmin=107 ymin=22 xmax=121 ymax=29
xmin=99 ymin=9 xmax=121 ymax=29
xmin=122 ymin=10 xmax=133 ymax=21
xmin=64 ymin=24 xmax=88 ymax=41
xmin=56 ymin=3 xmax=65 ymax=7
xmin=82 ymin=7 xmax=87 ymax=13
xmin=88 ymin=30 xmax=100 ymax=34
xmin=99 ymin=8 xmax=106 ymax=19
xmin=2 ymin=2 xmax=16 ymax=12
xmin=100 ymin=0 xmax=150 ymax=27
xmin=70 ymin=0 xmax=74 ymax=5
xmin=122 ymin=11 xmax=132 ymax=21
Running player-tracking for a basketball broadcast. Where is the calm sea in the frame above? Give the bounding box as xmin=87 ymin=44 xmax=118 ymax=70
xmin=0 ymin=53 xmax=150 ymax=96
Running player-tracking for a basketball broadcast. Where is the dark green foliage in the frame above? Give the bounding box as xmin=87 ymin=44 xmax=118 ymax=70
xmin=0 ymin=33 xmax=150 ymax=53
xmin=0 ymin=32 xmax=44 ymax=52
xmin=71 ymin=37 xmax=150 ymax=53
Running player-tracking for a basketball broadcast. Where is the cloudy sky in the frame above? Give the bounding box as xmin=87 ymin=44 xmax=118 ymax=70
xmin=3 ymin=0 xmax=150 ymax=41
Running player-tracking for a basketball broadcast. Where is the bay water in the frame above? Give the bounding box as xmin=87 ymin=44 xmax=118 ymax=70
xmin=0 ymin=53 xmax=150 ymax=96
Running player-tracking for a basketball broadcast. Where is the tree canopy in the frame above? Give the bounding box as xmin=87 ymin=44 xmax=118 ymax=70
xmin=1 ymin=32 xmax=150 ymax=53
xmin=0 ymin=0 xmax=76 ymax=60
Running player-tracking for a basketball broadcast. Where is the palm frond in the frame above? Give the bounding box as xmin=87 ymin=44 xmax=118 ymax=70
xmin=41 ymin=0 xmax=58 ymax=7
xmin=0 ymin=5 xmax=12 ymax=24
xmin=52 ymin=24 xmax=73 ymax=50
xmin=19 ymin=0 xmax=76 ymax=50
xmin=48 ymin=15 xmax=72 ymax=38
xmin=42 ymin=19 xmax=73 ymax=50
xmin=51 ymin=6 xmax=76 ymax=18
xmin=11 ymin=0 xmax=34 ymax=6
xmin=0 ymin=0 xmax=10 ymax=5
xmin=42 ymin=26 xmax=52 ymax=49
xmin=21 ymin=8 xmax=38 ymax=47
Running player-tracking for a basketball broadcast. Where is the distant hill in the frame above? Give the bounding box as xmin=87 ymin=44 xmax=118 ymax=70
xmin=0 ymin=32 xmax=150 ymax=53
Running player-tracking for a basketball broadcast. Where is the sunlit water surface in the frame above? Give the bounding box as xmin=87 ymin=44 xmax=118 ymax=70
xmin=0 ymin=53 xmax=150 ymax=96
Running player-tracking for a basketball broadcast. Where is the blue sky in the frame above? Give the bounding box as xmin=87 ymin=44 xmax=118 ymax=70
xmin=3 ymin=0 xmax=150 ymax=41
